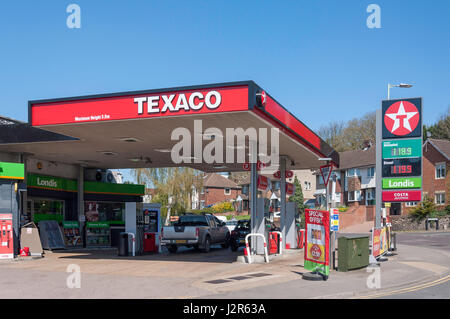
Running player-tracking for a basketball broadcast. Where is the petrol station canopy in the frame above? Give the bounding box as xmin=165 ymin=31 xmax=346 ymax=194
xmin=0 ymin=81 xmax=339 ymax=172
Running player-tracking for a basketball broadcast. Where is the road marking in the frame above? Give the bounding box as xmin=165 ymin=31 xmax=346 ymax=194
xmin=399 ymin=261 xmax=448 ymax=274
xmin=357 ymin=274 xmax=450 ymax=299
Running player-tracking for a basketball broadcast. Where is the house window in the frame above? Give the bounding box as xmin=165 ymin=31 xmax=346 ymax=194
xmin=435 ymin=163 xmax=446 ymax=179
xmin=304 ymin=182 xmax=311 ymax=191
xmin=406 ymin=202 xmax=418 ymax=207
xmin=367 ymin=167 xmax=375 ymax=178
xmin=200 ymin=200 xmax=205 ymax=209
xmin=365 ymin=188 xmax=376 ymax=206
xmin=200 ymin=188 xmax=205 ymax=194
xmin=318 ymin=175 xmax=324 ymax=185
xmin=334 ymin=192 xmax=341 ymax=203
xmin=224 ymin=188 xmax=231 ymax=195
xmin=347 ymin=168 xmax=361 ymax=177
xmin=348 ymin=190 xmax=361 ymax=202
xmin=435 ymin=193 xmax=445 ymax=205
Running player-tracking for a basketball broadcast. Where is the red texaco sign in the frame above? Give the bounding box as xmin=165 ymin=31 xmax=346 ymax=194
xmin=382 ymin=98 xmax=422 ymax=139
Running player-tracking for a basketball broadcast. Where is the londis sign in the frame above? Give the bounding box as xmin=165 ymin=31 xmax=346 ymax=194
xmin=30 ymin=85 xmax=249 ymax=126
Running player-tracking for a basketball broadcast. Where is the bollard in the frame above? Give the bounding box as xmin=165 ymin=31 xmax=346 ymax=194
xmin=245 ymin=233 xmax=269 ymax=264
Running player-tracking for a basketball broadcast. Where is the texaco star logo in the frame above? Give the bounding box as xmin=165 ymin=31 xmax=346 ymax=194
xmin=261 ymin=90 xmax=266 ymax=106
xmin=384 ymin=101 xmax=420 ymax=136
xmin=256 ymin=90 xmax=267 ymax=107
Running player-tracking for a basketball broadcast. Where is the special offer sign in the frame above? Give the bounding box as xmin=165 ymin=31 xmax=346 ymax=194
xmin=304 ymin=209 xmax=330 ymax=276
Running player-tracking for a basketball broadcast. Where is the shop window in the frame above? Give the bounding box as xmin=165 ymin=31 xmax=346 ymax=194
xmin=435 ymin=163 xmax=446 ymax=179
xmin=84 ymin=201 xmax=125 ymax=223
xmin=32 ymin=199 xmax=64 ymax=223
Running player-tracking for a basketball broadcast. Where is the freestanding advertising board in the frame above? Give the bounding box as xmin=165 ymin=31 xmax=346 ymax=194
xmin=304 ymin=209 xmax=330 ymax=276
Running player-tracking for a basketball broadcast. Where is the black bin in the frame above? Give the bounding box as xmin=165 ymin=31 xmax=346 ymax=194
xmin=118 ymin=232 xmax=129 ymax=256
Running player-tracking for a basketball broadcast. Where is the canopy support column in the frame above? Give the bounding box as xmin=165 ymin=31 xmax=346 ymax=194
xmin=250 ymin=140 xmax=258 ymax=255
xmin=77 ymin=165 xmax=85 ymax=248
xmin=280 ymin=155 xmax=287 ymax=244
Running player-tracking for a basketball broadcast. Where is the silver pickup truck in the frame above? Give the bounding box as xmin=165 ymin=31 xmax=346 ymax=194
xmin=161 ymin=214 xmax=230 ymax=253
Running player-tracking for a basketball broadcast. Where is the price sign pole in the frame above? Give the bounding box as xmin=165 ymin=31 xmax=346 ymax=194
xmin=376 ymin=97 xmax=423 ymax=261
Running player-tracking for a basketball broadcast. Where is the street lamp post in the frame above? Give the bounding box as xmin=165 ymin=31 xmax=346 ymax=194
xmin=387 ymin=83 xmax=413 ymax=100
xmin=377 ymin=83 xmax=413 ymax=227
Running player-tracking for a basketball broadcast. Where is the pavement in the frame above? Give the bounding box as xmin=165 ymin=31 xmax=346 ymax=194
xmin=340 ymin=221 xmax=374 ymax=233
xmin=0 ymin=231 xmax=448 ymax=299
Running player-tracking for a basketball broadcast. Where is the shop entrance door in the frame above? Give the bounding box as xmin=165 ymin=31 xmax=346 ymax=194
xmin=390 ymin=203 xmax=402 ymax=216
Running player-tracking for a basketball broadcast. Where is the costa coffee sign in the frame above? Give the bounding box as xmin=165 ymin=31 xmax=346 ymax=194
xmin=382 ymin=190 xmax=422 ymax=202
xmin=31 ymin=85 xmax=249 ymax=126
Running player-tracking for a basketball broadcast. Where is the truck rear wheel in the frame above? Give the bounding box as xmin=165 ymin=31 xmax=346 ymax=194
xmin=168 ymin=245 xmax=178 ymax=253
xmin=221 ymin=234 xmax=230 ymax=249
xmin=202 ymin=237 xmax=211 ymax=253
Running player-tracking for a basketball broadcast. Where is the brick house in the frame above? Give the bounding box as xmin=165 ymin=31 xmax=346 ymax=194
xmin=403 ymin=138 xmax=449 ymax=213
xmin=191 ymin=173 xmax=240 ymax=209
xmin=312 ymin=139 xmax=449 ymax=229
xmin=314 ymin=147 xmax=376 ymax=229
xmin=236 ymin=169 xmax=316 ymax=214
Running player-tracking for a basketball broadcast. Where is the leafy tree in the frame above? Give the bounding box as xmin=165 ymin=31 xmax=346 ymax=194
xmin=131 ymin=167 xmax=203 ymax=224
xmin=424 ymin=106 xmax=450 ymax=141
xmin=317 ymin=121 xmax=346 ymax=151
xmin=409 ymin=197 xmax=437 ymax=221
xmin=289 ymin=176 xmax=307 ymax=214
xmin=318 ymin=111 xmax=376 ymax=151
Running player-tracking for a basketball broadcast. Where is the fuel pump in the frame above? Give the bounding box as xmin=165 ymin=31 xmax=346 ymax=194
xmin=143 ymin=203 xmax=161 ymax=253
xmin=0 ymin=214 xmax=14 ymax=259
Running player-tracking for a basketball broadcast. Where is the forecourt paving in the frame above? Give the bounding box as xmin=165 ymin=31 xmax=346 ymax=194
xmin=0 ymin=236 xmax=448 ymax=298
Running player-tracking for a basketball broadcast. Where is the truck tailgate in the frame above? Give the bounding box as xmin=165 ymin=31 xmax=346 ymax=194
xmin=162 ymin=226 xmax=198 ymax=240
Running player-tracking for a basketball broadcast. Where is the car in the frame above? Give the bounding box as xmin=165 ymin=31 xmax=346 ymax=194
xmin=229 ymin=219 xmax=251 ymax=252
xmin=161 ymin=214 xmax=230 ymax=253
xmin=225 ymin=219 xmax=238 ymax=232
xmin=229 ymin=218 xmax=280 ymax=252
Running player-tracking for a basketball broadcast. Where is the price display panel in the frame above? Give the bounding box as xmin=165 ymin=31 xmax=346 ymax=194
xmin=382 ymin=139 xmax=422 ymax=159
xmin=382 ymin=158 xmax=421 ymax=178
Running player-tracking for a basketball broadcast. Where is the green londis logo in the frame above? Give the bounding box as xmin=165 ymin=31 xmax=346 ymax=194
xmin=382 ymin=177 xmax=422 ymax=189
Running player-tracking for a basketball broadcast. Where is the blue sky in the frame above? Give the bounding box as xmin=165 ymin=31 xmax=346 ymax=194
xmin=0 ymin=1 xmax=449 ymax=182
